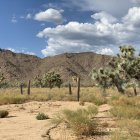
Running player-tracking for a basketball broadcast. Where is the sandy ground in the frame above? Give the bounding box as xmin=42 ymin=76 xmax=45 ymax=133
xmin=0 ymin=101 xmax=115 ymax=140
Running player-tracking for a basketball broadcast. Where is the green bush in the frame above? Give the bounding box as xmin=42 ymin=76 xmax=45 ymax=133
xmin=0 ymin=110 xmax=9 ymax=118
xmin=36 ymin=113 xmax=49 ymax=120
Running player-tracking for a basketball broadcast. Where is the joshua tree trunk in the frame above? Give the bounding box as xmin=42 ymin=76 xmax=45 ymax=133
xmin=113 ymin=79 xmax=124 ymax=94
xmin=133 ymin=86 xmax=137 ymax=96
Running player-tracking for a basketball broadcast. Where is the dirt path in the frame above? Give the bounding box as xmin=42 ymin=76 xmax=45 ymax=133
xmin=0 ymin=101 xmax=92 ymax=140
xmin=0 ymin=102 xmax=116 ymax=140
xmin=94 ymin=104 xmax=116 ymax=140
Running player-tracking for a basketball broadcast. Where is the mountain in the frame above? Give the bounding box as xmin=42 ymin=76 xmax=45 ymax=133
xmin=0 ymin=49 xmax=111 ymax=86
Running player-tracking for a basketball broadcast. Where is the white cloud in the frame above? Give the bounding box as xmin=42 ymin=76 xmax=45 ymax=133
xmin=37 ymin=6 xmax=140 ymax=57
xmin=11 ymin=16 xmax=17 ymax=23
xmin=123 ymin=7 xmax=140 ymax=27
xmin=63 ymin=0 xmax=140 ymax=17
xmin=7 ymin=48 xmax=35 ymax=55
xmin=96 ymin=48 xmax=114 ymax=55
xmin=91 ymin=11 xmax=117 ymax=24
xmin=34 ymin=8 xmax=64 ymax=24
xmin=26 ymin=13 xmax=32 ymax=19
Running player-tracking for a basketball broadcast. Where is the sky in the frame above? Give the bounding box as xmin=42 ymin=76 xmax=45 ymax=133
xmin=0 ymin=0 xmax=140 ymax=57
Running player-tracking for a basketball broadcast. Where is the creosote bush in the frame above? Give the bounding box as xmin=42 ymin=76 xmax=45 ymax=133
xmin=36 ymin=113 xmax=49 ymax=120
xmin=53 ymin=105 xmax=98 ymax=136
xmin=0 ymin=110 xmax=9 ymax=118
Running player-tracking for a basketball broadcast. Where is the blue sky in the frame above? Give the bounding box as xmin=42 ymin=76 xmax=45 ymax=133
xmin=0 ymin=0 xmax=140 ymax=57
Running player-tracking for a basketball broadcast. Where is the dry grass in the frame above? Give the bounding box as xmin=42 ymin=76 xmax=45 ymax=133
xmin=0 ymin=87 xmax=114 ymax=105
xmin=110 ymin=119 xmax=140 ymax=140
xmin=53 ymin=105 xmax=98 ymax=136
xmin=109 ymin=93 xmax=140 ymax=140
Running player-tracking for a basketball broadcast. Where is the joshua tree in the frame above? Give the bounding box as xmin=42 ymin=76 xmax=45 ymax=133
xmin=42 ymin=72 xmax=63 ymax=89
xmin=117 ymin=45 xmax=140 ymax=95
xmin=33 ymin=75 xmax=43 ymax=88
xmin=92 ymin=45 xmax=140 ymax=95
xmin=92 ymin=68 xmax=113 ymax=94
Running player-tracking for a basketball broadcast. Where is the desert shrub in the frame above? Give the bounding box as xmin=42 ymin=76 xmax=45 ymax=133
xmin=63 ymin=106 xmax=98 ymax=136
xmin=53 ymin=105 xmax=98 ymax=136
xmin=0 ymin=110 xmax=9 ymax=118
xmin=36 ymin=113 xmax=49 ymax=120
xmin=80 ymin=92 xmax=107 ymax=106
xmin=0 ymin=96 xmax=28 ymax=105
xmin=111 ymin=120 xmax=140 ymax=140
xmin=109 ymin=95 xmax=140 ymax=106
xmin=110 ymin=105 xmax=140 ymax=119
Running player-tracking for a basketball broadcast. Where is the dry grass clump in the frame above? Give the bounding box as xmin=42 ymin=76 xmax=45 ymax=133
xmin=110 ymin=96 xmax=140 ymax=120
xmin=109 ymin=95 xmax=140 ymax=106
xmin=110 ymin=105 xmax=140 ymax=119
xmin=80 ymin=92 xmax=107 ymax=106
xmin=0 ymin=110 xmax=9 ymax=118
xmin=53 ymin=105 xmax=98 ymax=136
xmin=111 ymin=120 xmax=140 ymax=140
xmin=110 ymin=94 xmax=140 ymax=140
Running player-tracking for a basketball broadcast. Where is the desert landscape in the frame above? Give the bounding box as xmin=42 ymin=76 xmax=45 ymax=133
xmin=1 ymin=1 xmax=140 ymax=140
xmin=0 ymin=87 xmax=140 ymax=140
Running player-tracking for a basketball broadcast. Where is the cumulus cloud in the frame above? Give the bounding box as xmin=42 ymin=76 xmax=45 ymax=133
xmin=7 ymin=48 xmax=35 ymax=55
xmin=37 ymin=6 xmax=140 ymax=57
xmin=63 ymin=0 xmax=140 ymax=17
xmin=91 ymin=11 xmax=117 ymax=24
xmin=96 ymin=48 xmax=114 ymax=55
xmin=123 ymin=7 xmax=140 ymax=27
xmin=34 ymin=8 xmax=64 ymax=24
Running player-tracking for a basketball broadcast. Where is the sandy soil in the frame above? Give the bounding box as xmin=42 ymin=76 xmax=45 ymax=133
xmin=0 ymin=101 xmax=115 ymax=140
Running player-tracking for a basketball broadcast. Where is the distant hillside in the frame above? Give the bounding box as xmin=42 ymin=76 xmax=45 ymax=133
xmin=0 ymin=49 xmax=111 ymax=86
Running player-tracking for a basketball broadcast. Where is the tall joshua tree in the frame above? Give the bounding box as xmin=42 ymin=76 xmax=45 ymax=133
xmin=92 ymin=45 xmax=140 ymax=95
xmin=117 ymin=45 xmax=140 ymax=95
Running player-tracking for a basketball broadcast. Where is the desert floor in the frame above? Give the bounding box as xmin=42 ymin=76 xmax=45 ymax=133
xmin=0 ymin=101 xmax=115 ymax=140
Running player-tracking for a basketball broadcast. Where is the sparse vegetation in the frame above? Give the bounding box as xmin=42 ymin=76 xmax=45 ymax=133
xmin=0 ymin=110 xmax=9 ymax=118
xmin=53 ymin=105 xmax=98 ymax=136
xmin=36 ymin=113 xmax=49 ymax=120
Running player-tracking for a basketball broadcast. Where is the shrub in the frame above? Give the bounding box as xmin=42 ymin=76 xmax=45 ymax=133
xmin=0 ymin=110 xmax=9 ymax=118
xmin=80 ymin=92 xmax=107 ymax=106
xmin=111 ymin=120 xmax=140 ymax=140
xmin=53 ymin=105 xmax=98 ymax=136
xmin=63 ymin=106 xmax=98 ymax=136
xmin=36 ymin=113 xmax=49 ymax=120
xmin=109 ymin=95 xmax=140 ymax=107
xmin=110 ymin=105 xmax=140 ymax=120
